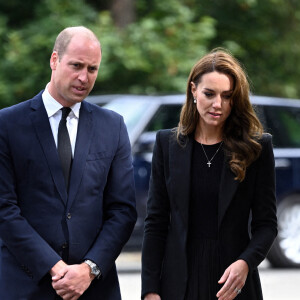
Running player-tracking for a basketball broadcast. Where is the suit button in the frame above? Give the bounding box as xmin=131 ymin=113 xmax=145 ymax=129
xmin=62 ymin=243 xmax=68 ymax=249
xmin=67 ymin=213 xmax=72 ymax=220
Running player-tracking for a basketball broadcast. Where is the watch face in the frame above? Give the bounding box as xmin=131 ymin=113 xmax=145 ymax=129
xmin=85 ymin=260 xmax=100 ymax=277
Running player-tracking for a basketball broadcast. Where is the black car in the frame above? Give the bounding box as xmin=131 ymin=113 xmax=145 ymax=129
xmin=87 ymin=94 xmax=300 ymax=268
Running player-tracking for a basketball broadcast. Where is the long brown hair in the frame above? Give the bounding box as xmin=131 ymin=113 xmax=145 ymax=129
xmin=178 ymin=48 xmax=263 ymax=181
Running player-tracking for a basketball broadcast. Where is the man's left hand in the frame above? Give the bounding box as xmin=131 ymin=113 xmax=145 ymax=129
xmin=52 ymin=263 xmax=94 ymax=300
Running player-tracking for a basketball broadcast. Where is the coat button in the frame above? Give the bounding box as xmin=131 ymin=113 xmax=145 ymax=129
xmin=62 ymin=243 xmax=68 ymax=249
xmin=67 ymin=213 xmax=71 ymax=220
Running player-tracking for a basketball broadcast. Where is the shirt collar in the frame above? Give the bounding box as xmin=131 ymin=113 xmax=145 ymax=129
xmin=42 ymin=84 xmax=81 ymax=118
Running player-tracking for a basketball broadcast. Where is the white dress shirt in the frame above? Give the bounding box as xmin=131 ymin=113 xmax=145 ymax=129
xmin=42 ymin=85 xmax=81 ymax=157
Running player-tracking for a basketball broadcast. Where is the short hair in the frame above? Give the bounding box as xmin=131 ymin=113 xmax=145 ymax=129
xmin=53 ymin=26 xmax=101 ymax=60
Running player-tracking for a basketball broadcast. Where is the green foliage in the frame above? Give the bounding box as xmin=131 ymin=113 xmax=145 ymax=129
xmin=1 ymin=0 xmax=300 ymax=108
xmin=0 ymin=0 xmax=216 ymax=107
xmin=0 ymin=0 xmax=99 ymax=107
xmin=196 ymin=0 xmax=300 ymax=98
xmin=92 ymin=0 xmax=216 ymax=94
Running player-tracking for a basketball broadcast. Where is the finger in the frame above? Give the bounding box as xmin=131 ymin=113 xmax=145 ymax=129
xmin=218 ymin=268 xmax=230 ymax=284
xmin=218 ymin=284 xmax=241 ymax=300
xmin=217 ymin=277 xmax=239 ymax=298
xmin=52 ymin=269 xmax=67 ymax=282
xmin=52 ymin=274 xmax=64 ymax=282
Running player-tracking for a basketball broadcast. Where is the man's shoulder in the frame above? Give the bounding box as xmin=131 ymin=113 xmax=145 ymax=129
xmin=82 ymin=100 xmax=122 ymax=121
xmin=0 ymin=91 xmax=43 ymax=118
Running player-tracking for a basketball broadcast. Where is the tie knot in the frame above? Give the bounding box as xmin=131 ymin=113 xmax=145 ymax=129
xmin=61 ymin=107 xmax=71 ymax=121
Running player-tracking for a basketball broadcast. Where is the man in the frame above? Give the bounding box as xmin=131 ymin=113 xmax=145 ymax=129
xmin=0 ymin=26 xmax=137 ymax=300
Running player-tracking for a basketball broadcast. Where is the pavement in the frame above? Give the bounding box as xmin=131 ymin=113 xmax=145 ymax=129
xmin=116 ymin=251 xmax=141 ymax=273
xmin=117 ymin=252 xmax=300 ymax=300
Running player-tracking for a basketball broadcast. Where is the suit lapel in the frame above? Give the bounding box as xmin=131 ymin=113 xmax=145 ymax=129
xmin=169 ymin=133 xmax=240 ymax=230
xmin=169 ymin=134 xmax=193 ymax=229
xmin=29 ymin=93 xmax=68 ymax=204
xmin=218 ymin=156 xmax=239 ymax=228
xmin=67 ymin=101 xmax=93 ymax=210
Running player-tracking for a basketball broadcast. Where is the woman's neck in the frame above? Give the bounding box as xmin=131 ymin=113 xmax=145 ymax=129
xmin=194 ymin=126 xmax=223 ymax=145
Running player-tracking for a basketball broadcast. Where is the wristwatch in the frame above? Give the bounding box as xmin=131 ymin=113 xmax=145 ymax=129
xmin=84 ymin=259 xmax=101 ymax=278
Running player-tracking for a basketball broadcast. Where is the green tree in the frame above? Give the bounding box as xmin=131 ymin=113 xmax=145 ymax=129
xmin=195 ymin=0 xmax=300 ymax=98
xmin=0 ymin=0 xmax=98 ymax=107
xmin=0 ymin=0 xmax=216 ymax=107
xmin=92 ymin=0 xmax=216 ymax=95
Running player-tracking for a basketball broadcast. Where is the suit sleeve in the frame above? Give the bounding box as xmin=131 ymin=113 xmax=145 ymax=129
xmin=83 ymin=115 xmax=137 ymax=277
xmin=0 ymin=112 xmax=61 ymax=281
xmin=141 ymin=130 xmax=171 ymax=298
xmin=238 ymin=134 xmax=278 ymax=272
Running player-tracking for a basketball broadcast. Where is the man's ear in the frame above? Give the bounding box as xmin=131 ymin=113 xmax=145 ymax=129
xmin=50 ymin=51 xmax=59 ymax=70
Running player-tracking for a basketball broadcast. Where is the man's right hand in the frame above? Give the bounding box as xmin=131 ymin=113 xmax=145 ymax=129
xmin=50 ymin=260 xmax=68 ymax=279
xmin=144 ymin=293 xmax=161 ymax=300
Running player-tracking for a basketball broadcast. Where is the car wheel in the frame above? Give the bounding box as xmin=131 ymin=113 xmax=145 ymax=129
xmin=268 ymin=193 xmax=300 ymax=268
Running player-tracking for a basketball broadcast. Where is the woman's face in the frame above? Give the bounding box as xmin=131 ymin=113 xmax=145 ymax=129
xmin=191 ymin=71 xmax=233 ymax=132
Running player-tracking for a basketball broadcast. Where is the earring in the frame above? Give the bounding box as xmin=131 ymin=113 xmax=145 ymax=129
xmin=193 ymin=98 xmax=197 ymax=103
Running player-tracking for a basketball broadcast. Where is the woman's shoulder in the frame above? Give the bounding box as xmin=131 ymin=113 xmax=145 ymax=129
xmin=156 ymin=128 xmax=177 ymax=141
xmin=259 ymin=132 xmax=273 ymax=146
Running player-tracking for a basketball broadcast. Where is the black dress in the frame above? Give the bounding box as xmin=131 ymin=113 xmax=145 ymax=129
xmin=185 ymin=140 xmax=224 ymax=300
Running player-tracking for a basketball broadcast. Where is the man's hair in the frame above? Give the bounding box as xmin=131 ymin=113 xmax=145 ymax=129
xmin=53 ymin=26 xmax=101 ymax=60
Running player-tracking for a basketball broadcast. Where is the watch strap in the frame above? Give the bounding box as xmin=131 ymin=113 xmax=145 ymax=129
xmin=84 ymin=259 xmax=101 ymax=278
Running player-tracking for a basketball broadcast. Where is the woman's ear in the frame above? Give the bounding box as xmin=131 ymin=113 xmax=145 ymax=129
xmin=190 ymin=81 xmax=197 ymax=97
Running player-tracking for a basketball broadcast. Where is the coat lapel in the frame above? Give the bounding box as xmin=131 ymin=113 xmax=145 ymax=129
xmin=29 ymin=93 xmax=68 ymax=204
xmin=169 ymin=134 xmax=193 ymax=229
xmin=67 ymin=101 xmax=93 ymax=210
xmin=218 ymin=157 xmax=239 ymax=228
xmin=169 ymin=132 xmax=240 ymax=231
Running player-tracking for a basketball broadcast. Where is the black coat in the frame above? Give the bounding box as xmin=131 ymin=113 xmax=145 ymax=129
xmin=142 ymin=129 xmax=277 ymax=300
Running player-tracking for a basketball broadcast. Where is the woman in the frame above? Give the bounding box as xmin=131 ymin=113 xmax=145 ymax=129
xmin=141 ymin=49 xmax=277 ymax=300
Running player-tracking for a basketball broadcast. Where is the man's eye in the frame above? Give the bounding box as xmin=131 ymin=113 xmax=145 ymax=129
xmin=89 ymin=67 xmax=97 ymax=72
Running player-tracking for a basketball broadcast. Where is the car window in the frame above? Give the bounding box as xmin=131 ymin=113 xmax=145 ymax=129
xmin=263 ymin=105 xmax=300 ymax=148
xmin=104 ymin=99 xmax=153 ymax=136
xmin=145 ymin=104 xmax=182 ymax=132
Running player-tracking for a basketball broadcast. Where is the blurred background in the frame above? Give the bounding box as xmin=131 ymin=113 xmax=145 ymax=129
xmin=1 ymin=0 xmax=300 ymax=298
xmin=1 ymin=0 xmax=300 ymax=107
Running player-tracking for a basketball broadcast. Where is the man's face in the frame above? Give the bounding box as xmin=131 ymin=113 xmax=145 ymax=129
xmin=49 ymin=35 xmax=101 ymax=107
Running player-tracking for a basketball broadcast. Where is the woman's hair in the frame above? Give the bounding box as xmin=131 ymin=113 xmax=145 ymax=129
xmin=178 ymin=48 xmax=263 ymax=181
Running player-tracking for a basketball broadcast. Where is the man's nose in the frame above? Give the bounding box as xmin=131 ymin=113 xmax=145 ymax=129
xmin=78 ymin=69 xmax=88 ymax=83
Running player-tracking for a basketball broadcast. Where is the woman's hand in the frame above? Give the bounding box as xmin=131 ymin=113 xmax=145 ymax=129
xmin=216 ymin=259 xmax=249 ymax=300
xmin=144 ymin=293 xmax=161 ymax=300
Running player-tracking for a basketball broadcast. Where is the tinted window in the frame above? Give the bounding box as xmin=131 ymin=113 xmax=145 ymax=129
xmin=263 ymin=105 xmax=300 ymax=148
xmin=145 ymin=104 xmax=182 ymax=132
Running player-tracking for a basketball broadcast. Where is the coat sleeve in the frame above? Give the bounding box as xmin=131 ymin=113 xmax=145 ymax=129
xmin=83 ymin=115 xmax=137 ymax=277
xmin=141 ymin=130 xmax=171 ymax=298
xmin=0 ymin=110 xmax=61 ymax=281
xmin=238 ymin=133 xmax=278 ymax=272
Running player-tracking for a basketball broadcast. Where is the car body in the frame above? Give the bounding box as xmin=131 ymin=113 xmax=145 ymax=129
xmin=87 ymin=94 xmax=300 ymax=268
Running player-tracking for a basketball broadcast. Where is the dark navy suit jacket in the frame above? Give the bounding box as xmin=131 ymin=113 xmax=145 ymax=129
xmin=0 ymin=92 xmax=137 ymax=299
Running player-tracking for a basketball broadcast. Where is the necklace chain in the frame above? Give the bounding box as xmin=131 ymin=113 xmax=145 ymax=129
xmin=200 ymin=141 xmax=223 ymax=168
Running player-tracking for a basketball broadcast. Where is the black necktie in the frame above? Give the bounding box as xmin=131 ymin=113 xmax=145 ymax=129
xmin=58 ymin=107 xmax=72 ymax=190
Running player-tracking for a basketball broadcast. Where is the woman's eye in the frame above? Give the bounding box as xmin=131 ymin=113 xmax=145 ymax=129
xmin=223 ymin=95 xmax=232 ymax=100
xmin=204 ymin=92 xmax=214 ymax=98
